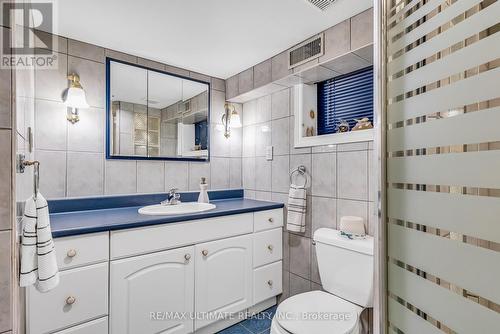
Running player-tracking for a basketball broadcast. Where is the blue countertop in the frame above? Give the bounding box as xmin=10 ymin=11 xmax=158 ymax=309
xmin=49 ymin=193 xmax=284 ymax=238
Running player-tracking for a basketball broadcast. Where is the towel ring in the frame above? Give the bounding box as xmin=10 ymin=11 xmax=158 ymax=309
xmin=290 ymin=165 xmax=308 ymax=188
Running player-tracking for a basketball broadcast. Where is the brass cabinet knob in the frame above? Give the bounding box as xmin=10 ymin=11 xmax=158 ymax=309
xmin=67 ymin=249 xmax=77 ymax=258
xmin=267 ymin=245 xmax=274 ymax=251
xmin=66 ymin=296 xmax=76 ymax=305
xmin=184 ymin=254 xmax=191 ymax=261
xmin=268 ymin=218 xmax=274 ymax=223
xmin=267 ymin=280 xmax=273 ymax=286
xmin=202 ymin=250 xmax=209 ymax=256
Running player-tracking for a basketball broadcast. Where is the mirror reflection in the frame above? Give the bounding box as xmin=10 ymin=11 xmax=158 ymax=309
xmin=107 ymin=59 xmax=210 ymax=160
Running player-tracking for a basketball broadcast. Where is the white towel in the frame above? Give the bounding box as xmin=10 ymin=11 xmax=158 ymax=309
xmin=287 ymin=184 xmax=307 ymax=233
xmin=20 ymin=193 xmax=59 ymax=292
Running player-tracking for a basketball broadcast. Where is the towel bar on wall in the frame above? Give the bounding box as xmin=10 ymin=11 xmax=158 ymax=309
xmin=17 ymin=153 xmax=40 ymax=200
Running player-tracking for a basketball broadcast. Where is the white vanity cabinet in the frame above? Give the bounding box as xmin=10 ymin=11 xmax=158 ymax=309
xmin=26 ymin=209 xmax=284 ymax=334
xmin=110 ymin=246 xmax=195 ymax=334
xmin=194 ymin=234 xmax=253 ymax=330
xmin=26 ymin=232 xmax=110 ymax=334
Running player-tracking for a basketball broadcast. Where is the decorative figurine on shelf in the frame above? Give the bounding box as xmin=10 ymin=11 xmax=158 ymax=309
xmin=337 ymin=119 xmax=350 ymax=133
xmin=352 ymin=118 xmax=373 ymax=131
xmin=306 ymin=126 xmax=315 ymax=137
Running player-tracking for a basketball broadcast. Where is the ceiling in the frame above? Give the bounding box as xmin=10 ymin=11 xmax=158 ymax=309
xmin=50 ymin=0 xmax=373 ymax=79
xmin=110 ymin=61 xmax=208 ymax=109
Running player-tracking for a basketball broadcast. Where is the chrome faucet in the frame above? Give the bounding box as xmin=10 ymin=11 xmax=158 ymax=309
xmin=161 ymin=188 xmax=181 ymax=205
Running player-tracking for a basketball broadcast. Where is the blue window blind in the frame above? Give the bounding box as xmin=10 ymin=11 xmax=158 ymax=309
xmin=317 ymin=66 xmax=373 ymax=135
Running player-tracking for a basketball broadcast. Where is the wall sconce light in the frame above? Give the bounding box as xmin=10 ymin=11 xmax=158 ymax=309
xmin=64 ymin=73 xmax=89 ymax=124
xmin=221 ymin=103 xmax=241 ymax=138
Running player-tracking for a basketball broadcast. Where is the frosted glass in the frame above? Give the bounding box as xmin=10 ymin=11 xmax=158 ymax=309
xmin=388 ymin=67 xmax=500 ymax=123
xmin=389 ymin=263 xmax=500 ymax=333
xmin=389 ymin=0 xmax=485 ymax=52
xmin=388 ymin=299 xmax=442 ymax=334
xmin=388 ymin=33 xmax=500 ymax=98
xmin=388 ymin=188 xmax=500 ymax=244
xmin=387 ymin=106 xmax=500 ymax=151
xmin=388 ymin=150 xmax=500 ymax=189
xmin=388 ymin=224 xmax=500 ymax=304
xmin=388 ymin=2 xmax=500 ymax=75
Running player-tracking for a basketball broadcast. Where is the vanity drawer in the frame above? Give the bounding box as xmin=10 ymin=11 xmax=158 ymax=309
xmin=26 ymin=263 xmax=109 ymax=334
xmin=52 ymin=317 xmax=108 ymax=334
xmin=55 ymin=232 xmax=109 ymax=270
xmin=253 ymin=228 xmax=282 ymax=268
xmin=254 ymin=209 xmax=283 ymax=232
xmin=111 ymin=213 xmax=253 ymax=259
xmin=253 ymin=261 xmax=282 ymax=305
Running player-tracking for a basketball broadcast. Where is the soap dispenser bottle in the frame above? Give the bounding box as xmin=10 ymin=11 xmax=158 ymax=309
xmin=198 ymin=177 xmax=209 ymax=203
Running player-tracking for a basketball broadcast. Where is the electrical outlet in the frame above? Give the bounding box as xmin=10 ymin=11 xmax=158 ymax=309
xmin=266 ymin=146 xmax=273 ymax=161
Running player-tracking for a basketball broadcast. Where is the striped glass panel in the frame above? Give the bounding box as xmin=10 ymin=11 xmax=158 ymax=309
xmin=385 ymin=0 xmax=500 ymax=332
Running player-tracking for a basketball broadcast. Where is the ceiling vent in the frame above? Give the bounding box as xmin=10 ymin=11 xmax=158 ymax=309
xmin=305 ymin=0 xmax=337 ymax=11
xmin=288 ymin=34 xmax=324 ymax=69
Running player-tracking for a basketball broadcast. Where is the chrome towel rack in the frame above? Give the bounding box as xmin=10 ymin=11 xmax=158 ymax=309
xmin=290 ymin=165 xmax=308 ymax=188
xmin=17 ymin=154 xmax=40 ymax=200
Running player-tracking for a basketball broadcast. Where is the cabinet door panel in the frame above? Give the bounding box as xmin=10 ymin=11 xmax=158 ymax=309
xmin=110 ymin=246 xmax=194 ymax=334
xmin=195 ymin=234 xmax=253 ymax=330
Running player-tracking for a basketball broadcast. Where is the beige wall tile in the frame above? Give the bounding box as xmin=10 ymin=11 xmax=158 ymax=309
xmin=190 ymin=71 xmax=210 ymax=83
xmin=210 ymin=157 xmax=230 ymax=190
xmin=67 ymin=152 xmax=104 ymax=197
xmin=137 ymin=58 xmax=165 ymax=71
xmin=105 ymin=160 xmax=137 ymax=195
xmin=35 ymin=150 xmax=67 ymax=198
xmin=0 ymin=230 xmax=12 ymax=332
xmin=289 ymin=273 xmax=311 ymax=296
xmin=68 ymin=56 xmax=105 ymax=108
xmin=211 ymin=77 xmax=225 ymax=92
xmin=320 ymin=20 xmax=351 ymax=63
xmin=289 ymin=234 xmax=311 ymax=280
xmin=34 ymin=31 xmax=68 ymax=54
xmin=238 ymin=68 xmax=254 ymax=94
xmin=225 ymin=75 xmax=239 ymax=99
xmin=68 ymin=39 xmax=105 ymax=63
xmin=0 ymin=130 xmax=12 ymax=231
xmin=272 ymin=51 xmax=292 ymax=82
xmin=0 ymin=51 xmax=12 ymax=128
xmin=351 ymin=8 xmax=374 ymax=51
xmin=165 ymin=65 xmax=190 ymax=77
xmin=35 ymin=52 xmax=67 ymax=102
xmin=105 ymin=49 xmax=137 ymax=64
xmin=254 ymin=59 xmax=272 ymax=88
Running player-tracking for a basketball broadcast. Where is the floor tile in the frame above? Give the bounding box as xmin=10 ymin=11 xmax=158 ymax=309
xmin=217 ymin=323 xmax=252 ymax=334
xmin=240 ymin=306 xmax=277 ymax=334
xmin=217 ymin=306 xmax=277 ymax=334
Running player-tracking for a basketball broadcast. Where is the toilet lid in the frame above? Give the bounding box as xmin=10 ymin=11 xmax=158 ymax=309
xmin=275 ymin=291 xmax=361 ymax=334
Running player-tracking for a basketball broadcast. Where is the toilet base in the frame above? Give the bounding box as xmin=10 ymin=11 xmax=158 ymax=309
xmin=270 ymin=315 xmax=361 ymax=334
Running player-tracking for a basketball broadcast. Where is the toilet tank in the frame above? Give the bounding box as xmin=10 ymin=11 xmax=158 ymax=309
xmin=313 ymin=228 xmax=374 ymax=307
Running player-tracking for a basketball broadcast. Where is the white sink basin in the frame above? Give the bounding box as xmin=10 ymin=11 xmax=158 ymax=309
xmin=138 ymin=202 xmax=216 ymax=216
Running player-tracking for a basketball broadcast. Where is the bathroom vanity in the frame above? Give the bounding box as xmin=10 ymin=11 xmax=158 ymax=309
xmin=25 ymin=191 xmax=284 ymax=334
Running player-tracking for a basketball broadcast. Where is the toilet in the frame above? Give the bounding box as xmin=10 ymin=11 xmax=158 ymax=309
xmin=271 ymin=228 xmax=373 ymax=334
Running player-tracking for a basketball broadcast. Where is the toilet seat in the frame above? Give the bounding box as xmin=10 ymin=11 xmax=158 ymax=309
xmin=271 ymin=291 xmax=362 ymax=334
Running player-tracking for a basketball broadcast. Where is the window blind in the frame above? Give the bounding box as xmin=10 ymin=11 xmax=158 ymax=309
xmin=317 ymin=66 xmax=373 ymax=135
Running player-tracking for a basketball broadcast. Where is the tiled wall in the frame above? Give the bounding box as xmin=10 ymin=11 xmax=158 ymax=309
xmin=241 ymin=87 xmax=375 ymax=332
xmin=27 ymin=35 xmax=242 ymax=199
xmin=0 ymin=24 xmax=14 ymax=334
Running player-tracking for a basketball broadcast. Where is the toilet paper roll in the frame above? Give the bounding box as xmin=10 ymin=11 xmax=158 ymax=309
xmin=339 ymin=216 xmax=365 ymax=236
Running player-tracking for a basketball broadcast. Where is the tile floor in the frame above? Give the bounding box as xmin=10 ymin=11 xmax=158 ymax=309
xmin=217 ymin=305 xmax=277 ymax=334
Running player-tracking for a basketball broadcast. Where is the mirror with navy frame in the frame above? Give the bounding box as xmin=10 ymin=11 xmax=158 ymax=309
xmin=106 ymin=58 xmax=210 ymax=161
